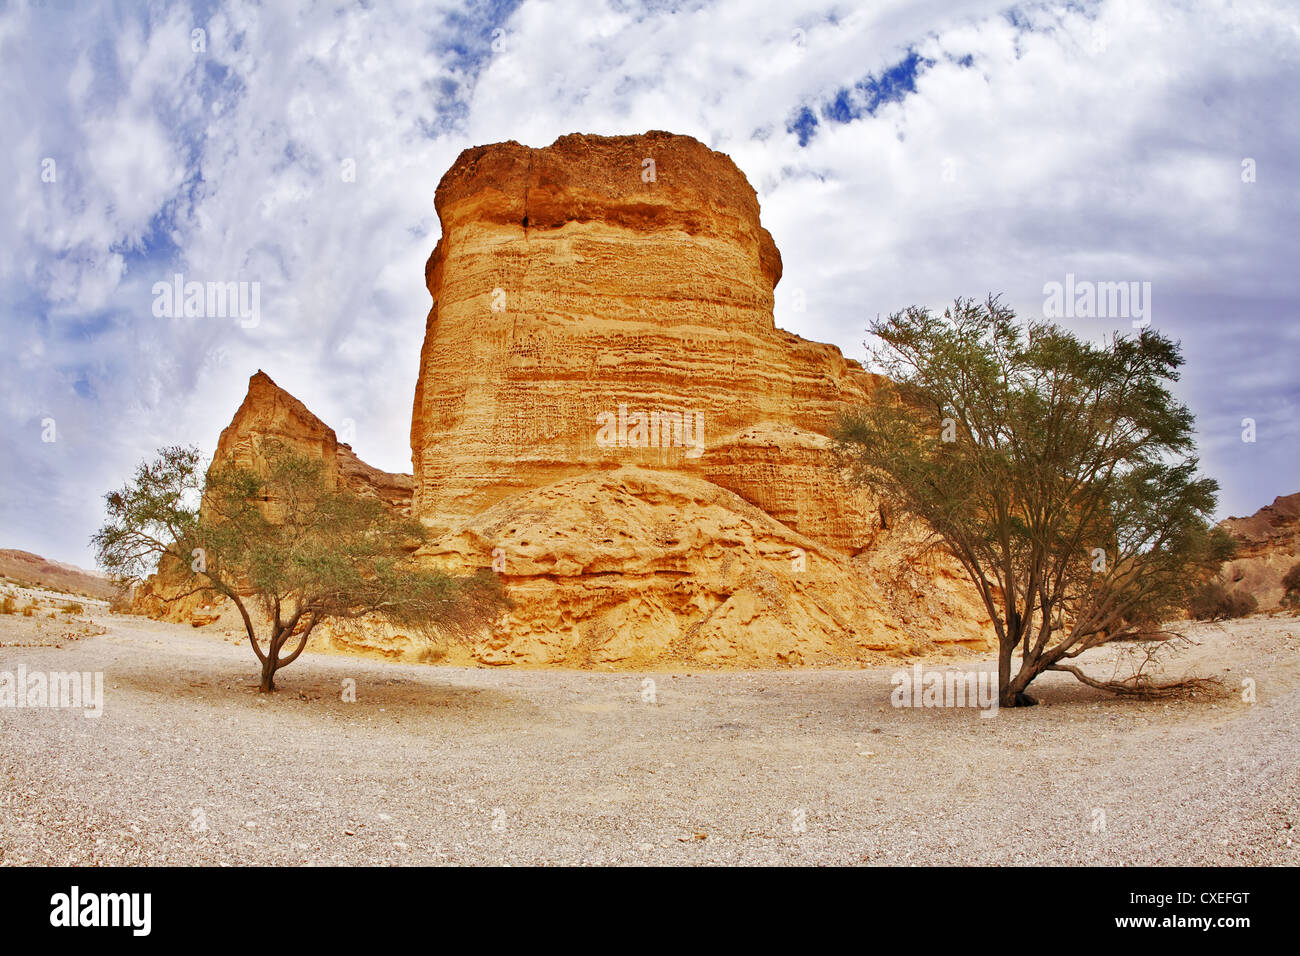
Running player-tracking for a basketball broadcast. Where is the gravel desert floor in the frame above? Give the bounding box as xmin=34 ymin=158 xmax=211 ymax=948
xmin=1 ymin=591 xmax=1297 ymax=866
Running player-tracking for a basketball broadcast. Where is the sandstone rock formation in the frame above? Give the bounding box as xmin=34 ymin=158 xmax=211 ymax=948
xmin=217 ymin=370 xmax=412 ymax=518
xmin=425 ymin=467 xmax=986 ymax=667
xmin=1219 ymin=492 xmax=1300 ymax=609
xmin=138 ymin=131 xmax=995 ymax=667
xmin=408 ymin=131 xmax=992 ymax=665
xmin=412 ymin=131 xmax=883 ymax=549
xmin=133 ymin=371 xmax=412 ymax=620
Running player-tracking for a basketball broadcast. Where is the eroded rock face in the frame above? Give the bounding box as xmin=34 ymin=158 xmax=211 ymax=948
xmin=412 ymin=132 xmax=884 ymax=548
xmin=133 ymin=371 xmax=412 ymax=620
xmin=1220 ymin=492 xmax=1300 ymax=609
xmin=217 ymin=370 xmax=413 ymax=517
xmin=426 ymin=467 xmax=988 ymax=667
xmin=409 ymin=131 xmax=993 ymax=664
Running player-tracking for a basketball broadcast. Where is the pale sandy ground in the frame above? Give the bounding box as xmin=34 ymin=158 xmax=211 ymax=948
xmin=0 ymin=586 xmax=1296 ymax=866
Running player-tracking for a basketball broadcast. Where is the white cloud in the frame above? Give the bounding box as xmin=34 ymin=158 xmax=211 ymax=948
xmin=1 ymin=0 xmax=1297 ymax=565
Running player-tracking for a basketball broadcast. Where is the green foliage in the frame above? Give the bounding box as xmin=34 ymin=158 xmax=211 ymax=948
xmin=93 ymin=442 xmax=507 ymax=690
xmin=93 ymin=445 xmax=206 ymax=585
xmin=834 ymin=295 xmax=1224 ymax=704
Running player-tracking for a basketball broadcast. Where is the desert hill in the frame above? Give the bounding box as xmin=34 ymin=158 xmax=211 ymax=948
xmin=0 ymin=549 xmax=116 ymax=601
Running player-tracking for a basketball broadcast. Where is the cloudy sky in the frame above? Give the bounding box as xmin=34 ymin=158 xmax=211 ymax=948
xmin=1 ymin=0 xmax=1297 ymax=567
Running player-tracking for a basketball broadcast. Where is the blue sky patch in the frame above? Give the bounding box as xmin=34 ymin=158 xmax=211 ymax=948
xmin=788 ymin=49 xmax=934 ymax=146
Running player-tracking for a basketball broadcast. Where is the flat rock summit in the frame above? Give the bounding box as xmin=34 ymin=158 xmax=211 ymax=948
xmin=141 ymin=131 xmax=993 ymax=667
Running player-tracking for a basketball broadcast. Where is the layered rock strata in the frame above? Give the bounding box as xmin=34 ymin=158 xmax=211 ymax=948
xmin=133 ymin=371 xmax=412 ymax=619
xmin=407 ymin=131 xmax=992 ymax=664
xmin=1219 ymin=492 xmax=1300 ymax=609
xmin=216 ymin=370 xmax=412 ymax=517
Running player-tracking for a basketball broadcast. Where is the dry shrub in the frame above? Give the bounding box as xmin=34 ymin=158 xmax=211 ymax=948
xmin=108 ymin=587 xmax=134 ymax=614
xmin=418 ymin=644 xmax=448 ymax=664
xmin=1188 ymin=580 xmax=1258 ymax=621
xmin=1282 ymin=562 xmax=1300 ymax=609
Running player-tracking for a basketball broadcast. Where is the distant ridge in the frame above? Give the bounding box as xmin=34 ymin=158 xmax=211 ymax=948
xmin=0 ymin=548 xmax=116 ymax=601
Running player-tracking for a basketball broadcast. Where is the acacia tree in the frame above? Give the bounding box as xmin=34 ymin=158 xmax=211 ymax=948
xmin=93 ymin=443 xmax=506 ymax=691
xmin=834 ymin=296 xmax=1232 ymax=706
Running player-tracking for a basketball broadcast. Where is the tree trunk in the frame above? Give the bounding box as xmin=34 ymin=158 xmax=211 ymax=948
xmin=1004 ymin=656 xmax=1042 ymax=707
xmin=258 ymin=650 xmax=278 ymax=693
xmin=997 ymin=638 xmax=1015 ymax=707
xmin=1000 ymin=630 xmax=1044 ymax=708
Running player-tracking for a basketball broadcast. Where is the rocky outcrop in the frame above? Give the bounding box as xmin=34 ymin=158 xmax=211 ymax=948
xmin=217 ymin=370 xmax=412 ymax=517
xmin=133 ymin=371 xmax=412 ymax=620
xmin=693 ymin=423 xmax=881 ymax=556
xmin=426 ymin=467 xmax=987 ymax=667
xmin=410 ymin=132 xmax=886 ymax=550
xmin=408 ymin=131 xmax=992 ymax=664
xmin=1219 ymin=492 xmax=1300 ymax=609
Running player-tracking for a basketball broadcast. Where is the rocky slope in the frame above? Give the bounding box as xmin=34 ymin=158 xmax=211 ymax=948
xmin=425 ymin=467 xmax=986 ymax=667
xmin=214 ymin=370 xmax=412 ymax=517
xmin=1219 ymin=492 xmax=1300 ymax=609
